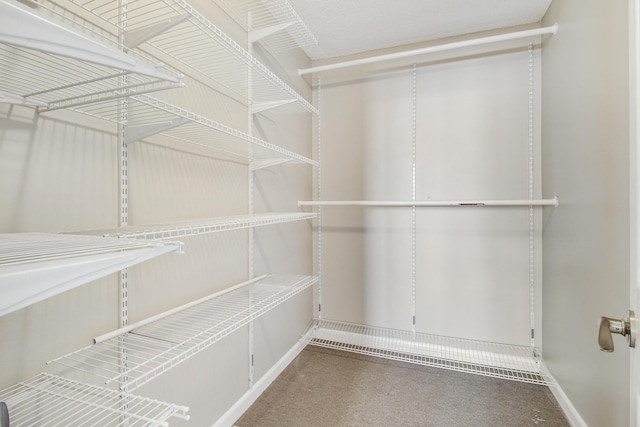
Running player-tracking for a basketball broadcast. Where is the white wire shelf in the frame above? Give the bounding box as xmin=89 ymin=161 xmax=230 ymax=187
xmin=0 ymin=373 xmax=189 ymax=426
xmin=215 ymin=0 xmax=318 ymax=52
xmin=298 ymin=24 xmax=558 ymax=76
xmin=304 ymin=319 xmax=556 ymax=386
xmin=72 ymin=94 xmax=318 ymax=167
xmin=59 ymin=0 xmax=317 ymax=115
xmin=0 ymin=233 xmax=182 ymax=317
xmin=48 ymin=274 xmax=318 ymax=391
xmin=98 ymin=212 xmax=317 ymax=240
xmin=0 ymin=0 xmax=183 ymax=112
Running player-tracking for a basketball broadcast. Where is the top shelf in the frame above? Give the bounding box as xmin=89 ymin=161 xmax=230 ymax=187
xmin=50 ymin=0 xmax=317 ymax=115
xmin=215 ymin=0 xmax=318 ymax=53
xmin=297 ymin=24 xmax=558 ymax=76
xmin=0 ymin=0 xmax=183 ymax=111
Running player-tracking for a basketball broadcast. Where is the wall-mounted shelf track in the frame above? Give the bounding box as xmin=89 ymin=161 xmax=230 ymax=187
xmin=0 ymin=233 xmax=182 ymax=317
xmin=305 ymin=319 xmax=555 ymax=386
xmin=55 ymin=0 xmax=317 ymax=115
xmin=0 ymin=0 xmax=183 ymax=112
xmin=73 ymin=94 xmax=318 ymax=166
xmin=0 ymin=372 xmax=189 ymax=426
xmin=215 ymin=0 xmax=318 ymax=53
xmin=97 ymin=212 xmax=317 ymax=240
xmin=48 ymin=275 xmax=318 ymax=391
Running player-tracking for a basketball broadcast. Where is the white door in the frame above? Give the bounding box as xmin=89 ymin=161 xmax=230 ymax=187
xmin=631 ymin=1 xmax=640 ymax=424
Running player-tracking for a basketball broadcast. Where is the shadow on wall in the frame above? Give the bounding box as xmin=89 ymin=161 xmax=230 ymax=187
xmin=0 ymin=107 xmax=118 ymax=233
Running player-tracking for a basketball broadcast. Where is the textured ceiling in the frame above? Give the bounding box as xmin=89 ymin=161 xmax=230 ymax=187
xmin=289 ymin=0 xmax=553 ymax=60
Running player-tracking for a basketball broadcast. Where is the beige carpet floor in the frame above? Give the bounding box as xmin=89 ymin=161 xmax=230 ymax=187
xmin=235 ymin=346 xmax=569 ymax=427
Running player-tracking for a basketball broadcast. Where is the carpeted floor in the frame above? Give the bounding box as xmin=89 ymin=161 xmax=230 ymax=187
xmin=235 ymin=346 xmax=569 ymax=427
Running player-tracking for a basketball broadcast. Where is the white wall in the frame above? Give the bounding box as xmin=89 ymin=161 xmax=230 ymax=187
xmin=542 ymin=1 xmax=630 ymax=426
xmin=0 ymin=1 xmax=314 ymax=425
xmin=314 ymin=33 xmax=543 ymax=346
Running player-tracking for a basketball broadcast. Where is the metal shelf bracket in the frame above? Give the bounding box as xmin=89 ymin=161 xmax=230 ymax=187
xmin=123 ymin=14 xmax=192 ymax=48
xmin=124 ymin=118 xmax=190 ymax=144
xmin=251 ymin=99 xmax=297 ymax=114
xmin=249 ymin=21 xmax=295 ymax=44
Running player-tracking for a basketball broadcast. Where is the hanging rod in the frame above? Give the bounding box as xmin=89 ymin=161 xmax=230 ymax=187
xmin=298 ymin=24 xmax=558 ymax=76
xmin=93 ymin=275 xmax=268 ymax=344
xmin=298 ymin=197 xmax=559 ymax=208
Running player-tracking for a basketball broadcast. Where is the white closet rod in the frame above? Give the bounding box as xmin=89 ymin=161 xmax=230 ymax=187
xmin=298 ymin=24 xmax=558 ymax=76
xmin=298 ymin=197 xmax=559 ymax=208
xmin=93 ymin=274 xmax=268 ymax=344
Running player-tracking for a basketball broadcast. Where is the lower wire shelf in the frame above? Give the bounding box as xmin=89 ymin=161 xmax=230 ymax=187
xmin=48 ymin=275 xmax=318 ymax=392
xmin=304 ymin=319 xmax=556 ymax=386
xmin=0 ymin=373 xmax=189 ymax=426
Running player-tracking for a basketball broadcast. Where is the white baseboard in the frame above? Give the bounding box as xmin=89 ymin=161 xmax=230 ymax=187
xmin=212 ymin=334 xmax=310 ymax=427
xmin=547 ymin=375 xmax=588 ymax=427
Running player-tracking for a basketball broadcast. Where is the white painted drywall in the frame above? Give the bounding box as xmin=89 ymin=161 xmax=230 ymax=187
xmin=313 ymin=32 xmax=542 ymax=346
xmin=542 ymin=1 xmax=630 ymax=426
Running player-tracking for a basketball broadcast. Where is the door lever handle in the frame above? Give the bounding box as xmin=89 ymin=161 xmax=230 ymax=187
xmin=598 ymin=310 xmax=635 ymax=352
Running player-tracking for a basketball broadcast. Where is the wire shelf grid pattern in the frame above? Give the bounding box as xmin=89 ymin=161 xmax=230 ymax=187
xmin=0 ymin=233 xmax=182 ymax=316
xmin=216 ymin=0 xmax=318 ymax=52
xmin=130 ymin=95 xmax=317 ymax=164
xmin=0 ymin=373 xmax=189 ymax=426
xmin=305 ymin=319 xmax=555 ymax=386
xmin=0 ymin=233 xmax=180 ymax=267
xmin=0 ymin=0 xmax=183 ymax=111
xmin=0 ymin=47 xmax=182 ymax=113
xmin=63 ymin=0 xmax=317 ymax=114
xmin=19 ymin=0 xmax=185 ymax=77
xmin=102 ymin=213 xmax=318 ymax=240
xmin=48 ymin=275 xmax=318 ymax=391
xmin=62 ymin=93 xmax=317 ymax=165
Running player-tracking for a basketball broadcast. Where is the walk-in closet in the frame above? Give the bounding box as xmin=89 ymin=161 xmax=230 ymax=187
xmin=0 ymin=0 xmax=635 ymax=426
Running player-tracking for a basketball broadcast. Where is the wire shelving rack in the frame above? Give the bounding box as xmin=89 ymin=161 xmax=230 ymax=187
xmin=48 ymin=275 xmax=318 ymax=391
xmin=70 ymin=94 xmax=318 ymax=167
xmin=0 ymin=373 xmax=189 ymax=426
xmin=8 ymin=0 xmax=318 ymax=165
xmin=0 ymin=233 xmax=182 ymax=317
xmin=304 ymin=319 xmax=556 ymax=386
xmin=48 ymin=0 xmax=317 ymax=115
xmin=0 ymin=0 xmax=320 ymax=423
xmin=98 ymin=212 xmax=318 ymax=240
xmin=0 ymin=0 xmax=183 ymax=111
